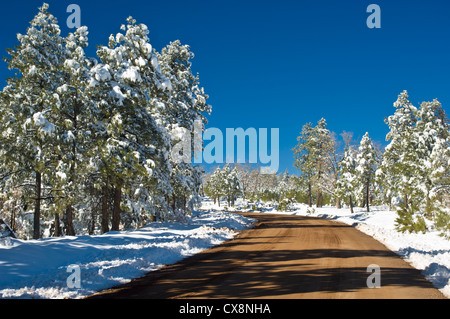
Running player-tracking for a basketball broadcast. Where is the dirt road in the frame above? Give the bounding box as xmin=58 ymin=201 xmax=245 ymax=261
xmin=90 ymin=213 xmax=446 ymax=299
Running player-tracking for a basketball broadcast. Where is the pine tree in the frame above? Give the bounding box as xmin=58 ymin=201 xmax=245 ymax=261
xmin=226 ymin=167 xmax=242 ymax=207
xmin=2 ymin=3 xmax=67 ymax=239
xmin=381 ymin=90 xmax=418 ymax=209
xmin=276 ymin=170 xmax=296 ymax=211
xmin=336 ymin=148 xmax=357 ymax=213
xmin=50 ymin=25 xmax=95 ymax=236
xmin=89 ymin=17 xmax=172 ymax=230
xmin=157 ymin=40 xmax=211 ymax=216
xmin=415 ymin=99 xmax=449 ymax=215
xmin=355 ymin=133 xmax=377 ymax=212
xmin=381 ymin=91 xmax=449 ymax=234
xmin=205 ymin=167 xmax=226 ymax=206
xmin=293 ymin=118 xmax=335 ymax=207
xmin=293 ymin=122 xmax=315 ymax=207
xmin=311 ymin=118 xmax=334 ymax=207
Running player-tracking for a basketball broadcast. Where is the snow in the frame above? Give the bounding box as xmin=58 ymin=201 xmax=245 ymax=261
xmin=203 ymin=199 xmax=450 ymax=298
xmin=0 ymin=210 xmax=256 ymax=299
xmin=93 ymin=65 xmax=112 ymax=82
xmin=32 ymin=112 xmax=55 ymax=135
xmin=1 ymin=196 xmax=448 ymax=299
xmin=56 ymin=171 xmax=67 ymax=181
xmin=28 ymin=65 xmax=37 ymax=75
xmin=111 ymin=85 xmax=126 ymax=105
xmin=122 ymin=67 xmax=142 ymax=83
xmin=161 ymin=79 xmax=173 ymax=91
xmin=136 ymin=57 xmax=146 ymax=67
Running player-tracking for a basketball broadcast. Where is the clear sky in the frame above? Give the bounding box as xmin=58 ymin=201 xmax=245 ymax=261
xmin=1 ymin=0 xmax=450 ymax=174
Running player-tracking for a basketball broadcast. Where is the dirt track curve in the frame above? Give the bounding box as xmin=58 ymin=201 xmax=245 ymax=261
xmin=89 ymin=213 xmax=446 ymax=299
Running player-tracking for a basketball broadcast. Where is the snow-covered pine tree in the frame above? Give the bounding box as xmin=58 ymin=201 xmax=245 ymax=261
xmin=394 ymin=123 xmax=431 ymax=233
xmin=227 ymin=166 xmax=242 ymax=207
xmin=415 ymin=99 xmax=450 ymax=237
xmin=336 ymin=148 xmax=357 ymax=213
xmin=293 ymin=118 xmax=335 ymax=208
xmin=381 ymin=91 xmax=450 ymax=234
xmin=381 ymin=90 xmax=418 ymax=209
xmin=386 ymin=90 xmax=418 ymax=141
xmin=2 ymin=3 xmax=67 ymax=239
xmin=50 ymin=25 xmax=95 ymax=236
xmin=376 ymin=151 xmax=395 ymax=210
xmin=355 ymin=132 xmax=377 ymax=212
xmin=275 ymin=170 xmax=296 ymax=211
xmin=205 ymin=167 xmax=225 ymax=206
xmin=415 ymin=99 xmax=449 ymax=215
xmin=220 ymin=165 xmax=233 ymax=207
xmin=431 ymin=131 xmax=450 ymax=238
xmin=204 ymin=165 xmax=242 ymax=208
xmin=311 ymin=118 xmax=334 ymax=207
xmin=157 ymin=40 xmax=211 ymax=216
xmin=157 ymin=40 xmax=211 ymax=133
xmin=89 ymin=17 xmax=172 ymax=231
xmin=293 ymin=122 xmax=316 ymax=207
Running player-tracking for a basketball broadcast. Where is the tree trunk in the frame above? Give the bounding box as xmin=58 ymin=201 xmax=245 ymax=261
xmin=307 ymin=183 xmax=312 ymax=207
xmin=404 ymin=194 xmax=409 ymax=209
xmin=111 ymin=185 xmax=122 ymax=231
xmin=366 ymin=183 xmax=370 ymax=212
xmin=89 ymin=207 xmax=96 ymax=235
xmin=316 ymin=190 xmax=323 ymax=208
xmin=336 ymin=197 xmax=341 ymax=209
xmin=54 ymin=213 xmax=62 ymax=237
xmin=10 ymin=201 xmax=16 ymax=233
xmin=425 ymin=194 xmax=432 ymax=218
xmin=349 ymin=195 xmax=354 ymax=214
xmin=101 ymin=184 xmax=110 ymax=234
xmin=65 ymin=205 xmax=75 ymax=236
xmin=172 ymin=196 xmax=176 ymax=212
xmin=33 ymin=171 xmax=42 ymax=240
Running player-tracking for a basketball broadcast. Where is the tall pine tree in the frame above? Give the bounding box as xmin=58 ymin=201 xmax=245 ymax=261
xmin=336 ymin=148 xmax=357 ymax=213
xmin=355 ymin=133 xmax=377 ymax=212
xmin=2 ymin=3 xmax=67 ymax=238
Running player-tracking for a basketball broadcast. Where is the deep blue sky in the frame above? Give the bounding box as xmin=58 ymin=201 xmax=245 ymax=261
xmin=1 ymin=0 xmax=450 ymax=174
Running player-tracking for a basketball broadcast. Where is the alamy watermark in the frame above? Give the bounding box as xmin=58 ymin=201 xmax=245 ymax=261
xmin=171 ymin=120 xmax=280 ymax=173
xmin=67 ymin=264 xmax=81 ymax=289
xmin=65 ymin=3 xmax=381 ymax=31
xmin=366 ymin=264 xmax=381 ymax=288
xmin=66 ymin=4 xmax=81 ymax=29
xmin=366 ymin=4 xmax=381 ymax=29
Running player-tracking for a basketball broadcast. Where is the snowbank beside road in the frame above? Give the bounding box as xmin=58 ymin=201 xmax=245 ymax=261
xmin=0 ymin=210 xmax=256 ymax=299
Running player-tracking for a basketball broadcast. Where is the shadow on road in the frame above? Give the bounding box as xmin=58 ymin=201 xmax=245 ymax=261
xmin=89 ymin=213 xmax=445 ymax=299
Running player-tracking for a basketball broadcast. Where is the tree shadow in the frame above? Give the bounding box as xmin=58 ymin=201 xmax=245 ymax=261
xmin=90 ymin=246 xmax=441 ymax=299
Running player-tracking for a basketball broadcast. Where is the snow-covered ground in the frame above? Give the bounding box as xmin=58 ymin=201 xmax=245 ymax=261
xmin=0 ymin=210 xmax=255 ymax=299
xmin=1 ymin=198 xmax=448 ymax=299
xmin=202 ymin=198 xmax=450 ymax=298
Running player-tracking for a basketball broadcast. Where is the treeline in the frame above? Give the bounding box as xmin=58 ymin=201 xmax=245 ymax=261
xmin=296 ymin=91 xmax=449 ymax=236
xmin=0 ymin=4 xmax=210 ymax=239
xmin=203 ymin=164 xmax=302 ymax=211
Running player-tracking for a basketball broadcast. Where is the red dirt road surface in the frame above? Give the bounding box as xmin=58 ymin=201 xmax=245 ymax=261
xmin=90 ymin=213 xmax=446 ymax=299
